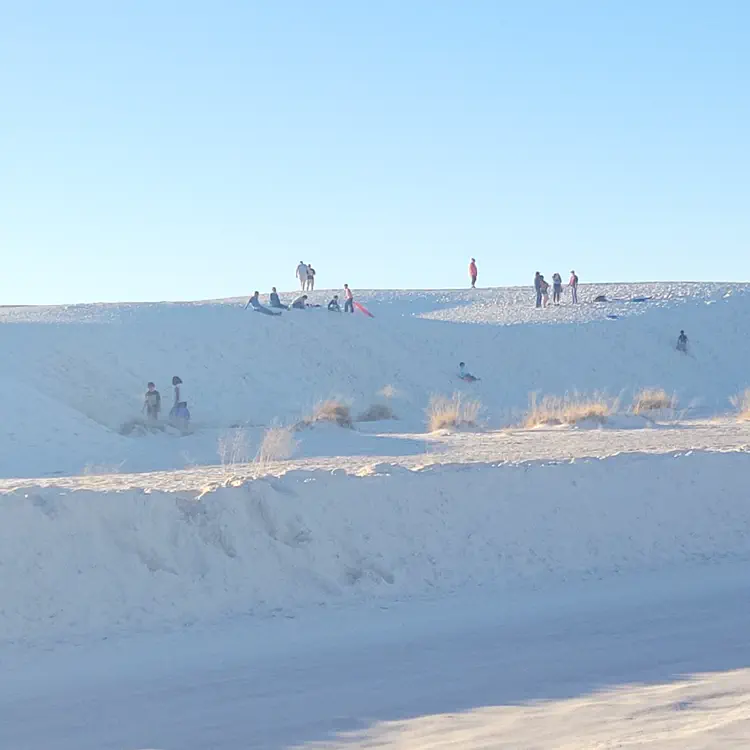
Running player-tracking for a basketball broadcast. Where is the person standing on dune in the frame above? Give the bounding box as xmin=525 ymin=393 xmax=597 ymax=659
xmin=296 ymin=261 xmax=309 ymax=290
xmin=540 ymin=275 xmax=550 ymax=308
xmin=169 ymin=376 xmax=190 ymax=431
xmin=569 ymin=270 xmax=579 ymax=304
xmin=552 ymin=273 xmax=563 ymax=305
xmin=343 ymin=284 xmax=354 ymax=313
xmin=534 ymin=272 xmax=543 ymax=308
xmin=143 ymin=382 xmax=161 ymax=422
xmin=469 ymin=258 xmax=478 ymax=288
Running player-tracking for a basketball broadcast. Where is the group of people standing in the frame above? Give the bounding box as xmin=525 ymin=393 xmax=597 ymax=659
xmin=534 ymin=271 xmax=579 ymax=308
xmin=296 ymin=261 xmax=317 ymax=291
xmin=142 ymin=376 xmax=190 ymax=429
xmin=467 ymin=260 xmax=579 ymax=307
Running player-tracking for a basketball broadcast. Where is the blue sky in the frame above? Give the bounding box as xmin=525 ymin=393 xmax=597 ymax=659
xmin=2 ymin=1 xmax=748 ymax=304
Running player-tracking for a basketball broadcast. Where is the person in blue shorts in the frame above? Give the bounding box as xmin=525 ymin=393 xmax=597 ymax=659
xmin=169 ymin=376 xmax=191 ymax=429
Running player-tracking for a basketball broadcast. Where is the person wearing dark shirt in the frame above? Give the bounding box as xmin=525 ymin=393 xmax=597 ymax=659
xmin=677 ymin=330 xmax=688 ymax=352
xmin=534 ymin=272 xmax=542 ymax=308
xmin=143 ymin=382 xmax=161 ymax=421
xmin=552 ymin=273 xmax=563 ymax=305
xmin=269 ymin=287 xmax=288 ymax=309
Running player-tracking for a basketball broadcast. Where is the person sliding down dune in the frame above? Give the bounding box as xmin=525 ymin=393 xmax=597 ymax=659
xmin=247 ymin=291 xmax=281 ymax=316
xmin=269 ymin=287 xmax=288 ymax=310
xmin=458 ymin=362 xmax=480 ymax=382
xmin=676 ymin=330 xmax=689 ymax=353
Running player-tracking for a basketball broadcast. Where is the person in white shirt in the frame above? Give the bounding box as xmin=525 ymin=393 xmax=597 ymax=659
xmin=169 ymin=376 xmax=190 ymax=429
xmin=296 ymin=262 xmax=309 ymax=290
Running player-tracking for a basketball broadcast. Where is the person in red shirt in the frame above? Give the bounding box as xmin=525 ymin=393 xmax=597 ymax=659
xmin=469 ymin=258 xmax=478 ymax=288
xmin=343 ymin=284 xmax=354 ymax=313
xmin=569 ymin=271 xmax=579 ymax=304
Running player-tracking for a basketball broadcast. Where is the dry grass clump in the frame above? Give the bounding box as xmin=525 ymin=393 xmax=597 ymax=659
xmin=356 ymin=403 xmax=396 ymax=422
xmin=217 ymin=428 xmax=252 ymax=473
xmin=524 ymin=392 xmax=617 ymax=428
xmin=312 ymin=399 xmax=353 ymax=427
xmin=631 ymin=388 xmax=676 ymax=415
xmin=427 ymin=393 xmax=482 ymax=432
xmin=378 ymin=384 xmax=399 ymax=400
xmin=82 ymin=460 xmax=126 ymax=476
xmin=730 ymin=389 xmax=750 ymax=420
xmin=255 ymin=423 xmax=298 ymax=464
xmin=298 ymin=399 xmax=353 ymax=428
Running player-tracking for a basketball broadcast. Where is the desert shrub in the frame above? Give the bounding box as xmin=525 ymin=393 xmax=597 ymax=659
xmin=217 ymin=428 xmax=252 ymax=472
xmin=298 ymin=399 xmax=353 ymax=428
xmin=730 ymin=389 xmax=750 ymax=420
xmin=82 ymin=460 xmax=126 ymax=476
xmin=356 ymin=403 xmax=396 ymax=422
xmin=631 ymin=388 xmax=676 ymax=414
xmin=378 ymin=384 xmax=398 ymax=400
xmin=255 ymin=423 xmax=298 ymax=464
xmin=427 ymin=393 xmax=481 ymax=432
xmin=524 ymin=392 xmax=617 ymax=428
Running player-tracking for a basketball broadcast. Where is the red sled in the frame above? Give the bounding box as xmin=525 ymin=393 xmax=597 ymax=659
xmin=354 ymin=302 xmax=374 ymax=318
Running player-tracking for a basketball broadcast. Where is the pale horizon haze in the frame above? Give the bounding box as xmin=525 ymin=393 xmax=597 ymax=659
xmin=2 ymin=0 xmax=748 ymax=304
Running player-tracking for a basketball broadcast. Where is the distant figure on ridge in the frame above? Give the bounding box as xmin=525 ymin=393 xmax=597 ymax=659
xmin=569 ymin=270 xmax=579 ymax=304
xmin=296 ymin=261 xmax=309 ymax=290
xmin=552 ymin=273 xmax=563 ymax=305
xmin=540 ymin=275 xmax=550 ymax=308
xmin=306 ymin=264 xmax=316 ymax=291
xmin=534 ymin=272 xmax=542 ymax=308
xmin=143 ymin=382 xmax=161 ymax=422
xmin=343 ymin=284 xmax=355 ymax=313
xmin=458 ymin=362 xmax=480 ymax=382
xmin=328 ymin=294 xmax=341 ymax=312
xmin=269 ymin=287 xmax=288 ymax=310
xmin=676 ymin=330 xmax=688 ymax=353
xmin=469 ymin=258 xmax=478 ymax=288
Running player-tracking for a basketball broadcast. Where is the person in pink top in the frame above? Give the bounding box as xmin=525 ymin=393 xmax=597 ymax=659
xmin=569 ymin=270 xmax=579 ymax=304
xmin=343 ymin=283 xmax=354 ymax=313
xmin=469 ymin=258 xmax=478 ymax=288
